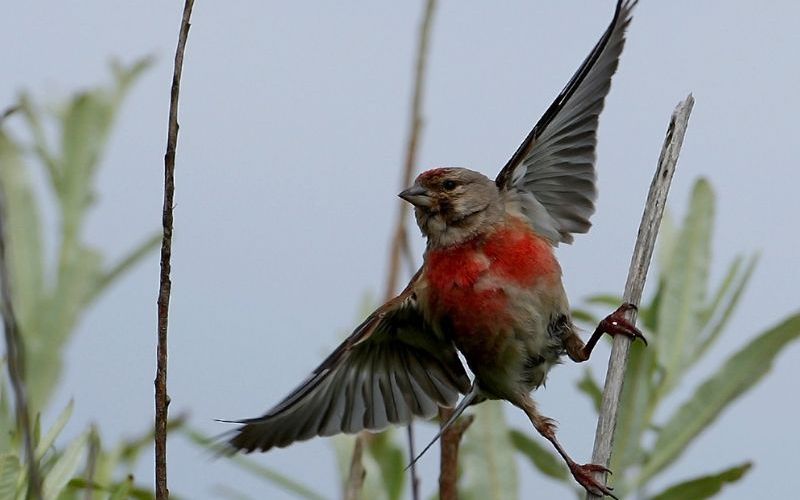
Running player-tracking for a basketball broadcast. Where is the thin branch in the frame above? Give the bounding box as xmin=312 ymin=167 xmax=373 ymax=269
xmin=155 ymin=1 xmax=195 ymax=499
xmin=438 ymin=407 xmax=474 ymax=500
xmin=0 ymin=145 xmax=42 ymax=500
xmin=383 ymin=0 xmax=437 ymax=299
xmin=342 ymin=1 xmax=440 ymax=499
xmin=405 ymin=423 xmax=421 ymax=500
xmin=585 ymin=95 xmax=695 ymax=499
xmin=343 ymin=436 xmax=366 ymax=500
xmin=392 ymin=2 xmax=438 ymax=499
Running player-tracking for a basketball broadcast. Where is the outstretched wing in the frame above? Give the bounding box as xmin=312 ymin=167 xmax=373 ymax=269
xmin=496 ymin=0 xmax=636 ymax=244
xmin=225 ymin=272 xmax=470 ymax=453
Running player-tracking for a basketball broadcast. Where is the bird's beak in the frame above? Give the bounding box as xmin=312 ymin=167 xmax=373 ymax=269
xmin=399 ymin=185 xmax=433 ymax=207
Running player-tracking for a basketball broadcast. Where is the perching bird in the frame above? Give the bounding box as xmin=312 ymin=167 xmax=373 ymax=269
xmin=224 ymin=0 xmax=644 ymax=497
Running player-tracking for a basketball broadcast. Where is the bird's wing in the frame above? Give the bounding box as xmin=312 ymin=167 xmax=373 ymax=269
xmin=225 ymin=270 xmax=470 ymax=453
xmin=495 ymin=0 xmax=636 ymax=244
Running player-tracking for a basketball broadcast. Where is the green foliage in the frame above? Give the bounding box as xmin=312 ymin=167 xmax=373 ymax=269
xmin=2 ymin=58 xmax=157 ymax=412
xmin=649 ymin=462 xmax=752 ymax=500
xmin=331 ymin=429 xmax=408 ymax=500
xmin=41 ymin=429 xmax=89 ymax=499
xmin=460 ymin=402 xmax=518 ymax=500
xmin=0 ymin=400 xmax=176 ymax=500
xmin=563 ymin=178 xmax=796 ymax=498
xmin=477 ymin=177 xmax=796 ymax=499
xmin=639 ymin=313 xmax=799 ymax=485
xmin=508 ymin=430 xmax=568 ymax=483
xmin=0 ymin=60 xmax=163 ymax=499
xmin=183 ymin=427 xmax=327 ymax=500
xmin=338 ymin=404 xmax=518 ymax=500
xmin=203 ymin=177 xmax=798 ymax=499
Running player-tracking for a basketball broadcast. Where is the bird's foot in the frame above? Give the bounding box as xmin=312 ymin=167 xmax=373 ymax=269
xmin=569 ymin=462 xmax=618 ymax=499
xmin=600 ymin=303 xmax=647 ymax=345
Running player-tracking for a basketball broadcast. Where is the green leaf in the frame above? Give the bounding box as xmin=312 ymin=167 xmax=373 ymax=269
xmin=508 ymin=429 xmax=568 ymax=482
xmin=118 ymin=415 xmax=185 ymax=465
xmin=0 ymin=129 xmax=44 ymax=339
xmin=655 ymin=209 xmax=677 ymax=275
xmin=110 ymin=57 xmax=154 ymax=102
xmin=650 ymin=462 xmax=752 ymax=500
xmin=0 ymin=372 xmax=11 ymax=452
xmin=213 ymin=484 xmax=254 ymax=500
xmin=89 ymin=232 xmax=160 ymax=304
xmin=583 ymin=294 xmax=623 ymax=308
xmin=42 ymin=430 xmax=88 ymax=500
xmin=32 ymin=412 xmax=41 ymax=452
xmin=58 ymin=91 xmax=113 ymax=214
xmin=570 ymin=308 xmax=598 ymax=327
xmin=692 ymin=254 xmax=758 ymax=364
xmin=576 ymin=369 xmax=602 ymax=413
xmin=68 ymin=477 xmax=156 ymax=500
xmin=30 ymin=245 xmax=103 ymax=409
xmin=655 ymin=178 xmax=714 ymax=393
xmin=108 ymin=474 xmax=134 ymax=500
xmin=366 ymin=428 xmax=406 ymax=500
xmin=641 ymin=279 xmax=664 ymax=333
xmin=609 ymin=340 xmax=657 ymax=483
xmin=0 ymin=453 xmax=21 ymax=500
xmin=697 ymin=255 xmax=743 ymax=331
xmin=35 ymin=400 xmax=73 ymax=460
xmin=639 ymin=313 xmax=800 ymax=484
xmin=183 ymin=427 xmax=327 ymax=500
xmin=17 ymin=94 xmax=59 ymax=187
xmin=460 ymin=401 xmax=518 ymax=500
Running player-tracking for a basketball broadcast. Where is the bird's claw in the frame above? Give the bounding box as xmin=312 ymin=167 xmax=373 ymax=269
xmin=600 ymin=303 xmax=647 ymax=346
xmin=569 ymin=462 xmax=618 ymax=499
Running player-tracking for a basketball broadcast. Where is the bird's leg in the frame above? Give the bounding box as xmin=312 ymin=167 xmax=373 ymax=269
xmin=566 ymin=303 xmax=647 ymax=362
xmin=519 ymin=397 xmax=618 ymax=499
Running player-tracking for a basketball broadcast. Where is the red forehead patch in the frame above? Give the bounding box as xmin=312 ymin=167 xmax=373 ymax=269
xmin=417 ymin=167 xmax=455 ymax=183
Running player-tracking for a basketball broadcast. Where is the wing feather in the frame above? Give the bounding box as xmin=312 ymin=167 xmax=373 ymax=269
xmin=225 ymin=273 xmax=470 ymax=453
xmin=496 ymin=0 xmax=637 ymax=244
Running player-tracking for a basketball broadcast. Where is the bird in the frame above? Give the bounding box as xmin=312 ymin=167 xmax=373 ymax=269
xmin=223 ymin=0 xmax=645 ymax=497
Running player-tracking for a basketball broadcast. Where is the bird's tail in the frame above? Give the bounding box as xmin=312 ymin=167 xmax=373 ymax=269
xmin=406 ymin=382 xmax=481 ymax=469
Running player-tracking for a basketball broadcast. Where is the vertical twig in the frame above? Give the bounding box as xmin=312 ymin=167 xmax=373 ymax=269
xmin=438 ymin=408 xmax=474 ymax=500
xmin=156 ymin=1 xmax=195 ymax=499
xmin=393 ymin=2 xmax=438 ymax=499
xmin=0 ymin=141 xmax=42 ymax=499
xmin=343 ymin=437 xmax=366 ymax=500
xmin=405 ymin=422 xmax=420 ymax=500
xmin=585 ymin=95 xmax=695 ymax=499
xmin=343 ymin=1 xmax=439 ymax=499
xmin=384 ymin=0 xmax=437 ymax=298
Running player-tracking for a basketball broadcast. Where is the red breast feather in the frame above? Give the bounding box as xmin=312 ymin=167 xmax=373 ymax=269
xmin=424 ymin=218 xmax=560 ymax=365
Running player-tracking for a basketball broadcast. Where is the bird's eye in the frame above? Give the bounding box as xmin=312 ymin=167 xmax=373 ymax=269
xmin=442 ymin=180 xmax=457 ymax=191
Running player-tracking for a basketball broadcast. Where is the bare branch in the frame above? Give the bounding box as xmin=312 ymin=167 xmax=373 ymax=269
xmin=343 ymin=1 xmax=440 ymax=499
xmin=405 ymin=422 xmax=421 ymax=500
xmin=393 ymin=2 xmax=438 ymax=498
xmin=585 ymin=95 xmax=695 ymax=499
xmin=383 ymin=0 xmax=437 ymax=299
xmin=155 ymin=1 xmax=195 ymax=498
xmin=438 ymin=407 xmax=474 ymax=500
xmin=343 ymin=436 xmax=366 ymax=500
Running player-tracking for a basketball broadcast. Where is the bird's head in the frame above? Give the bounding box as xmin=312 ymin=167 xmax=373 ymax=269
xmin=399 ymin=167 xmax=504 ymax=248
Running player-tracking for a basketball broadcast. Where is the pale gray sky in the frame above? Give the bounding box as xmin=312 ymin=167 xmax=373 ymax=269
xmin=2 ymin=1 xmax=799 ymax=498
